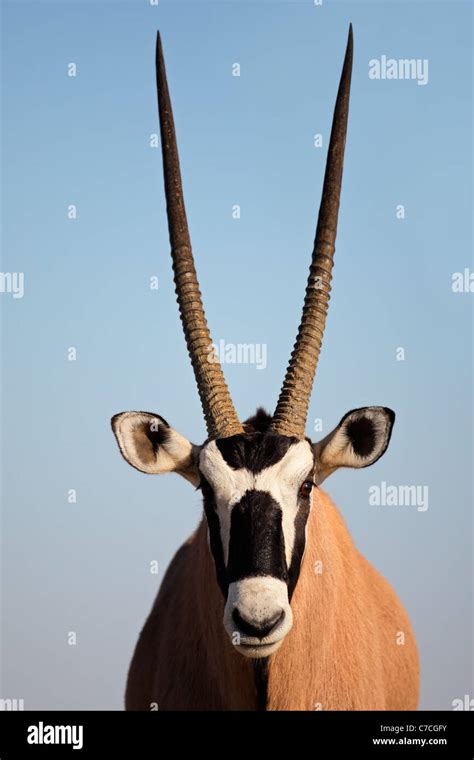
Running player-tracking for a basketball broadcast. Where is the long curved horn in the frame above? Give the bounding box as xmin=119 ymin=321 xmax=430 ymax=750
xmin=155 ymin=32 xmax=243 ymax=439
xmin=271 ymin=25 xmax=353 ymax=438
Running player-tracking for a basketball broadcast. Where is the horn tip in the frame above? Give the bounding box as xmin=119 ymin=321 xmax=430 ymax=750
xmin=347 ymin=23 xmax=353 ymax=52
xmin=156 ymin=31 xmax=163 ymax=65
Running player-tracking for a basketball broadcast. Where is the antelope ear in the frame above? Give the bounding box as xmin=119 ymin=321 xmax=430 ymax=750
xmin=313 ymin=407 xmax=395 ymax=485
xmin=111 ymin=412 xmax=200 ymax=486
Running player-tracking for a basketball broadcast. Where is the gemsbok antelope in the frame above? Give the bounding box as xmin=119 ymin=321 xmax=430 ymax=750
xmin=112 ymin=27 xmax=419 ymax=710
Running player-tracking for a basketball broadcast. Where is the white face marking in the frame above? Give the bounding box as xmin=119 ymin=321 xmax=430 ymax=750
xmin=199 ymin=439 xmax=314 ymax=567
xmin=223 ymin=576 xmax=293 ymax=658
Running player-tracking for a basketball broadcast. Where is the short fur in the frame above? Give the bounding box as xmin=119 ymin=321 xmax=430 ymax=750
xmin=125 ymin=486 xmax=419 ymax=710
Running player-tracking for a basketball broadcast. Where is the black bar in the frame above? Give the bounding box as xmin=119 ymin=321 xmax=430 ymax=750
xmin=0 ymin=710 xmax=473 ymax=757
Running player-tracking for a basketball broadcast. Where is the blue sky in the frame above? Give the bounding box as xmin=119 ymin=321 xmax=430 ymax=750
xmin=1 ymin=0 xmax=472 ymax=709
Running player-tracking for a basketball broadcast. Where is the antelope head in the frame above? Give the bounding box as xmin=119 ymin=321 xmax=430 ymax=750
xmin=112 ymin=27 xmax=395 ymax=658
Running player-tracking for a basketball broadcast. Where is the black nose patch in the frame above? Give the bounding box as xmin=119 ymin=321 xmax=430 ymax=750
xmin=227 ymin=491 xmax=288 ymax=584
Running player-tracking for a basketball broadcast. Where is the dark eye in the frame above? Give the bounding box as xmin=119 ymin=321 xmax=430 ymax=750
xmin=299 ymin=480 xmax=314 ymax=498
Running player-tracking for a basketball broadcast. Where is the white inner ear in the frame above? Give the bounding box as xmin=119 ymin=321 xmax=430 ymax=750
xmin=113 ymin=412 xmax=195 ymax=477
xmin=321 ymin=408 xmax=390 ymax=469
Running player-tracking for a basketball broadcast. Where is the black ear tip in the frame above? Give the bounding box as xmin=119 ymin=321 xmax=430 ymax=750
xmin=383 ymin=407 xmax=396 ymax=425
xmin=111 ymin=413 xmax=122 ymax=431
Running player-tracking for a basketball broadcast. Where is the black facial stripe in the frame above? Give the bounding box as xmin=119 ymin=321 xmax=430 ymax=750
xmin=216 ymin=432 xmax=300 ymax=474
xmin=227 ymin=491 xmax=288 ymax=584
xmin=200 ymin=477 xmax=228 ymax=596
xmin=287 ymin=496 xmax=312 ymax=599
xmin=253 ymin=659 xmax=269 ymax=711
